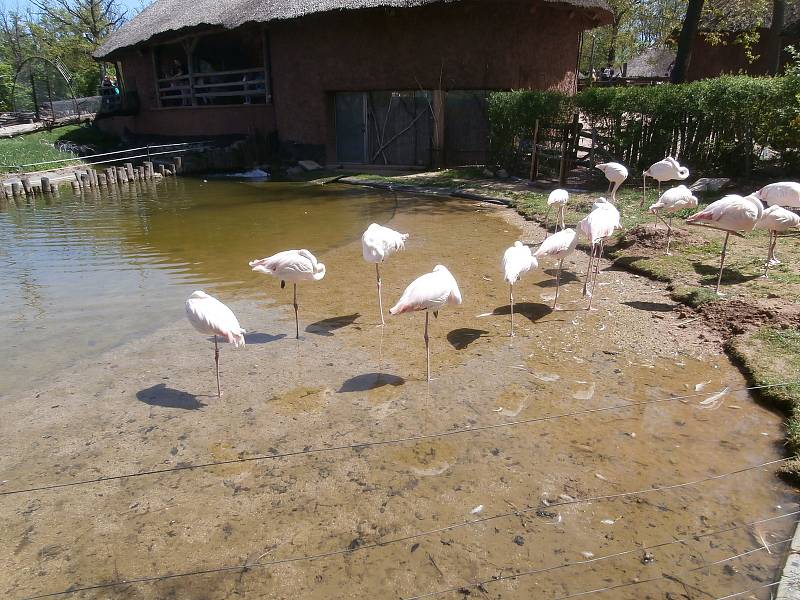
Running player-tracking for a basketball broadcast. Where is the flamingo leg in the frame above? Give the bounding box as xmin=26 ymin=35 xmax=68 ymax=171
xmin=293 ymin=283 xmax=299 ymax=339
xmin=764 ymin=232 xmax=772 ymax=277
xmin=553 ymin=258 xmax=563 ymax=309
xmin=582 ymin=243 xmax=595 ymax=297
xmin=715 ymin=232 xmax=730 ymax=294
xmin=376 ymin=263 xmax=385 ymax=326
xmin=424 ymin=310 xmax=431 ymax=382
xmin=640 ymin=175 xmax=646 ymax=208
xmin=214 ymin=336 xmax=221 ymax=397
xmin=588 ymin=240 xmax=604 ymax=311
xmin=543 ymin=207 xmax=551 ymax=239
xmin=559 ymin=204 xmax=565 ymax=231
xmin=509 ymin=283 xmax=515 ymax=337
xmin=611 ymin=180 xmax=621 ymax=204
xmin=666 ymin=216 xmax=674 ymax=255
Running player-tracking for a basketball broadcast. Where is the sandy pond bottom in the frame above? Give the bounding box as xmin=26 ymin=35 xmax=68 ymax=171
xmin=1 ymin=189 xmax=798 ymax=599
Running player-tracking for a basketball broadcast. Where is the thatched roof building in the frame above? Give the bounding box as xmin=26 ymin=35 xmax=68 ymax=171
xmin=95 ymin=0 xmax=611 ymax=166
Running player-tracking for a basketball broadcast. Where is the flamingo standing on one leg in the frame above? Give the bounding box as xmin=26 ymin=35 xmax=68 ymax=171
xmin=686 ymin=194 xmax=763 ymax=294
xmin=642 ymin=156 xmax=690 ymax=207
xmin=185 ymin=291 xmax=246 ymax=397
xmin=544 ymin=189 xmax=569 ymax=236
xmin=501 ymin=241 xmax=538 ymax=336
xmin=248 ymin=249 xmax=326 ymax=338
xmin=754 ymin=205 xmax=800 ymax=277
xmin=649 ymin=185 xmax=698 ymax=255
xmin=578 ymin=198 xmax=620 ymax=310
xmin=753 ymin=181 xmax=800 ymax=208
xmin=595 ymin=162 xmax=628 ymax=203
xmin=362 ymin=223 xmax=409 ymax=325
xmin=534 ymin=227 xmax=578 ymax=310
xmin=390 ymin=265 xmax=462 ymax=381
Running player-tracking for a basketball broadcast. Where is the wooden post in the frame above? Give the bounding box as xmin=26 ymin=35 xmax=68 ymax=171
xmin=11 ymin=182 xmax=21 ymax=196
xmin=529 ymin=119 xmax=540 ymax=181
xmin=32 ymin=185 xmax=41 ymax=195
xmin=144 ymin=161 xmax=154 ymax=178
xmin=99 ymin=173 xmax=107 ymax=186
xmin=41 ymin=177 xmax=50 ymax=193
xmin=431 ymin=89 xmax=446 ymax=169
xmin=106 ymin=168 xmax=116 ymax=184
xmin=125 ymin=162 xmax=134 ymax=180
xmin=21 ymin=177 xmax=32 ymax=196
xmin=81 ymin=173 xmax=90 ymax=188
xmin=74 ymin=172 xmax=82 ymax=187
xmin=174 ymin=156 xmax=182 ymax=173
xmin=558 ymin=122 xmax=569 ymax=187
xmin=49 ymin=183 xmax=57 ymax=194
xmin=157 ymin=164 xmax=166 ymax=176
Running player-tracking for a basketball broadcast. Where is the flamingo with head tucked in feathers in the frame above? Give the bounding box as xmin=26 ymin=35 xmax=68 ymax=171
xmin=390 ymin=265 xmax=462 ymax=381
xmin=248 ymin=249 xmax=326 ymax=338
xmin=185 ymin=291 xmax=246 ymax=397
xmin=754 ymin=181 xmax=800 ymax=208
xmin=501 ymin=241 xmax=538 ymax=336
xmin=649 ymin=185 xmax=698 ymax=254
xmin=362 ymin=223 xmax=409 ymax=325
xmin=578 ymin=198 xmax=620 ymax=310
xmin=686 ymin=194 xmax=763 ymax=294
xmin=595 ymin=162 xmax=628 ymax=203
xmin=534 ymin=227 xmax=578 ymax=310
xmin=545 ymin=189 xmax=569 ymax=236
xmin=755 ymin=205 xmax=800 ymax=277
xmin=642 ymin=157 xmax=689 ymax=207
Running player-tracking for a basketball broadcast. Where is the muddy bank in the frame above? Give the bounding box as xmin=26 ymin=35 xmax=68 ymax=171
xmin=0 ymin=195 xmax=796 ymax=599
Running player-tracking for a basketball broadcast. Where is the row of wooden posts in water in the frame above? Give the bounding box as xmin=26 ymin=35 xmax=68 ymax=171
xmin=1 ymin=156 xmax=184 ymax=199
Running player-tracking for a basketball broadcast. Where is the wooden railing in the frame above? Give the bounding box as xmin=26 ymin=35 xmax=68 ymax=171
xmin=156 ymin=68 xmax=268 ymax=107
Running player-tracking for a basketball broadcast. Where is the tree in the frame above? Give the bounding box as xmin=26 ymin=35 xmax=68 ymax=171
xmin=671 ymin=0 xmax=705 ymax=83
xmin=29 ymin=0 xmax=126 ymax=48
xmin=767 ymin=0 xmax=787 ymax=74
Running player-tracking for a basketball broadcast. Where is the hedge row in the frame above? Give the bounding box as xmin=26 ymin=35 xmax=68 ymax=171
xmin=488 ymin=76 xmax=800 ymax=177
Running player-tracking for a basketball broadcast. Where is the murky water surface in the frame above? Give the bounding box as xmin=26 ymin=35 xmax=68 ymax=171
xmin=0 ymin=178 xmax=797 ymax=599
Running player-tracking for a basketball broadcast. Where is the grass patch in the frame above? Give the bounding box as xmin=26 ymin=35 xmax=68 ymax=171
xmin=0 ymin=124 xmax=118 ymax=173
xmin=670 ymin=285 xmax=719 ymax=308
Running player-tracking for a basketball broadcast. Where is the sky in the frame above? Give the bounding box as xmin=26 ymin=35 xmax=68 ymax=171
xmin=5 ymin=0 xmax=152 ymax=18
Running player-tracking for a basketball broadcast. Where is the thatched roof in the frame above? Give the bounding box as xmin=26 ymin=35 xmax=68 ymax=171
xmin=625 ymin=47 xmax=674 ymax=78
xmin=95 ymin=0 xmax=612 ymax=59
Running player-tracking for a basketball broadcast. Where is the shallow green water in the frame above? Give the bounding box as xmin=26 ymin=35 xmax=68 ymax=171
xmin=0 ymin=178 xmax=397 ymax=396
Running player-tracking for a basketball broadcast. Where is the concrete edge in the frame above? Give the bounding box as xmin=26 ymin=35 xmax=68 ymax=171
xmin=776 ymin=521 xmax=800 ymax=599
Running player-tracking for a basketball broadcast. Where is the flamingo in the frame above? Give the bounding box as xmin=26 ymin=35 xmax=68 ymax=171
xmin=642 ymin=156 xmax=689 ymax=207
xmin=185 ymin=291 xmax=246 ymax=397
xmin=595 ymin=162 xmax=628 ymax=203
xmin=362 ymin=223 xmax=409 ymax=325
xmin=534 ymin=227 xmax=578 ymax=309
xmin=544 ymin=189 xmax=569 ymax=235
xmin=754 ymin=181 xmax=800 ymax=208
xmin=390 ymin=265 xmax=462 ymax=381
xmin=754 ymin=205 xmax=800 ymax=277
xmin=578 ymin=198 xmax=621 ymax=310
xmin=686 ymin=194 xmax=763 ymax=294
xmin=649 ymin=185 xmax=698 ymax=254
xmin=248 ymin=249 xmax=326 ymax=338
xmin=501 ymin=241 xmax=538 ymax=336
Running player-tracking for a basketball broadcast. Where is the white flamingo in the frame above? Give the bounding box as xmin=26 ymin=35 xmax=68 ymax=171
xmin=578 ymin=198 xmax=620 ymax=310
xmin=185 ymin=291 xmax=246 ymax=397
xmin=362 ymin=223 xmax=409 ymax=325
xmin=755 ymin=205 xmax=800 ymax=277
xmin=501 ymin=241 xmax=538 ymax=336
xmin=649 ymin=185 xmax=698 ymax=254
xmin=544 ymin=189 xmax=569 ymax=235
xmin=754 ymin=181 xmax=800 ymax=208
xmin=390 ymin=265 xmax=462 ymax=381
xmin=686 ymin=194 xmax=763 ymax=293
xmin=534 ymin=227 xmax=578 ymax=310
xmin=248 ymin=249 xmax=326 ymax=338
xmin=595 ymin=162 xmax=628 ymax=203
xmin=642 ymin=156 xmax=689 ymax=207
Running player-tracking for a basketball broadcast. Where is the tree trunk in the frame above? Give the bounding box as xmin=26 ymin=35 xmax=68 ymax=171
xmin=606 ymin=20 xmax=620 ymax=66
xmin=671 ymin=0 xmax=705 ymax=83
xmin=767 ymin=0 xmax=786 ymax=75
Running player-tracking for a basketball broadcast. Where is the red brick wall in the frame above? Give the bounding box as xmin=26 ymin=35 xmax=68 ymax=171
xmin=687 ymin=30 xmax=800 ymax=81
xmin=99 ymin=0 xmax=594 ymax=161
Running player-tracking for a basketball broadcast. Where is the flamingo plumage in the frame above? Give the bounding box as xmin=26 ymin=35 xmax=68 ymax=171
xmin=595 ymin=162 xmax=628 ymax=203
xmin=248 ymin=249 xmax=326 ymax=338
xmin=534 ymin=227 xmax=578 ymax=310
xmin=686 ymin=194 xmax=764 ymax=293
xmin=649 ymin=185 xmax=698 ymax=254
xmin=642 ymin=156 xmax=690 ymax=207
xmin=501 ymin=241 xmax=538 ymax=336
xmin=390 ymin=265 xmax=462 ymax=381
xmin=755 ymin=205 xmax=800 ymax=277
xmin=753 ymin=181 xmax=800 ymax=208
xmin=545 ymin=189 xmax=569 ymax=235
xmin=185 ymin=291 xmax=246 ymax=397
xmin=362 ymin=223 xmax=409 ymax=325
xmin=578 ymin=198 xmax=620 ymax=309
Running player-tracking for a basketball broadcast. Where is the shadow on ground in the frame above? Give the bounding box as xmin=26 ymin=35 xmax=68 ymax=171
xmin=136 ymin=383 xmax=206 ymax=410
xmin=244 ymin=332 xmax=287 ymax=344
xmin=447 ymin=328 xmax=490 ymax=350
xmin=306 ymin=313 xmax=360 ymax=336
xmin=489 ymin=302 xmax=551 ymax=322
xmin=623 ymin=300 xmax=675 ymax=312
xmin=339 ymin=373 xmax=405 ymax=392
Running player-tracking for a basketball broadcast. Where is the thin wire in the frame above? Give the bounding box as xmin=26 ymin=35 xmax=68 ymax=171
xmin=714 ymin=580 xmax=782 ymax=599
xmin=12 ymin=141 xmax=210 ymax=168
xmin=403 ymin=512 xmax=800 ymax=600
xmin=3 ymin=380 xmax=796 ymax=497
xmin=21 ymin=491 xmax=799 ymax=598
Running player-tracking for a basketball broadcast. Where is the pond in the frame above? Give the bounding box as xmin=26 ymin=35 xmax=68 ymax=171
xmin=0 ymin=177 xmax=796 ymax=599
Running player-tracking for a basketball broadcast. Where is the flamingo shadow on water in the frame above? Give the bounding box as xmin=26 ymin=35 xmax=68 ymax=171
xmin=305 ymin=313 xmax=361 ymax=336
xmin=538 ymin=269 xmax=581 ymax=288
xmin=338 ymin=373 xmax=405 ymax=392
xmin=136 ymin=383 xmax=206 ymax=410
xmin=447 ymin=328 xmax=490 ymax=350
xmin=244 ymin=332 xmax=287 ymax=344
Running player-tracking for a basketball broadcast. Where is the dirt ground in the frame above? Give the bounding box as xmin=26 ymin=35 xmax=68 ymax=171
xmin=1 ymin=199 xmax=796 ymax=599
